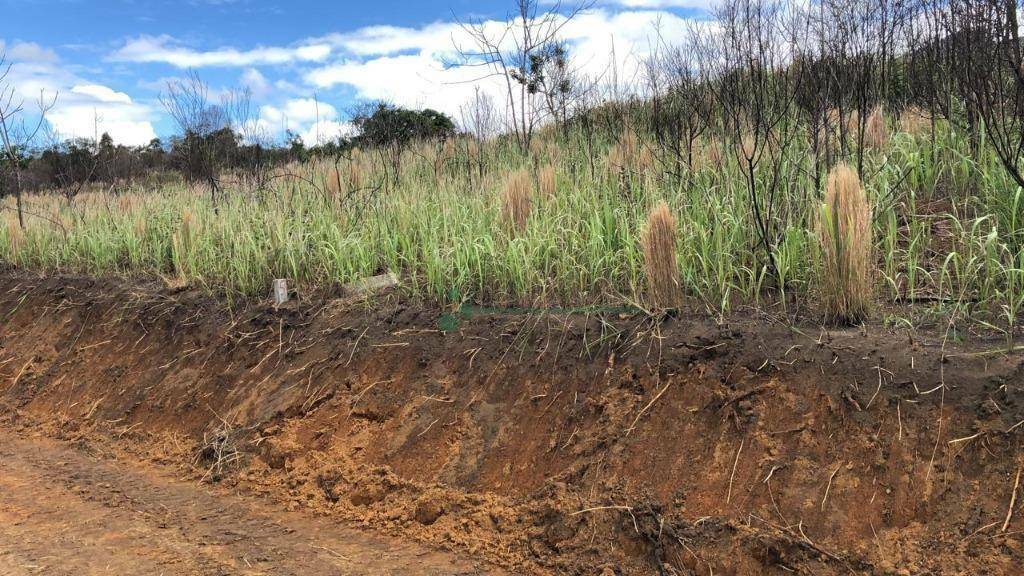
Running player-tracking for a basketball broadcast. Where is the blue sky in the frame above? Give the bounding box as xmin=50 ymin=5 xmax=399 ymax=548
xmin=1 ymin=0 xmax=713 ymax=145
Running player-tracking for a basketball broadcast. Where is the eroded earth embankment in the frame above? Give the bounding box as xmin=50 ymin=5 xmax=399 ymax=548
xmin=1 ymin=272 xmax=1022 ymax=575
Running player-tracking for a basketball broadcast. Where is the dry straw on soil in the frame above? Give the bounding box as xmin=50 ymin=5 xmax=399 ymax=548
xmin=500 ymin=169 xmax=533 ymax=233
xmin=642 ymin=200 xmax=680 ymax=309
xmin=818 ymin=163 xmax=873 ymax=324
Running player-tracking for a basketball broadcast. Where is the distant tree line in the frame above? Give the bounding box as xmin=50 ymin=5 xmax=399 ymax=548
xmin=0 ymin=68 xmax=457 ymax=210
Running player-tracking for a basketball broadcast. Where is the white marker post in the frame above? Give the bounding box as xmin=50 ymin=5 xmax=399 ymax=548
xmin=272 ymin=279 xmax=289 ymax=306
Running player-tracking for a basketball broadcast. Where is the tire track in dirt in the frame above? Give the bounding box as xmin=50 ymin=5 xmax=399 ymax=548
xmin=0 ymin=431 xmax=503 ymax=576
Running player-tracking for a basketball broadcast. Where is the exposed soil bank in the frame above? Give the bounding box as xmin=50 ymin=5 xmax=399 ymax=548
xmin=1 ymin=272 xmax=1022 ymax=575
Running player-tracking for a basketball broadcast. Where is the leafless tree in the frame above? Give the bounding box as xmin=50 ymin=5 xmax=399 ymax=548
xmin=161 ymin=71 xmax=255 ymax=207
xmin=642 ymin=27 xmax=712 ymax=183
xmin=814 ymin=0 xmax=910 ymax=173
xmin=458 ymin=87 xmax=498 ymax=181
xmin=453 ymin=0 xmax=592 ymax=152
xmin=941 ymin=0 xmax=1024 ymax=190
xmin=0 ymin=53 xmax=57 ymax=229
xmin=696 ymin=0 xmax=807 ymax=275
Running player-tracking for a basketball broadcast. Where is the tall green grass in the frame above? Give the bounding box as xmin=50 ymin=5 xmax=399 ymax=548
xmin=0 ymin=118 xmax=1021 ymax=333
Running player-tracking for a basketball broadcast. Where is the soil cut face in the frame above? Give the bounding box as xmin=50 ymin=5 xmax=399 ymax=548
xmin=1 ymin=271 xmax=1023 ymax=575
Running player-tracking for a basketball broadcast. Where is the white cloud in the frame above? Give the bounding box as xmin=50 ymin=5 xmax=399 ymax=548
xmin=1 ymin=40 xmax=60 ymax=64
xmin=2 ymin=38 xmax=157 ymax=146
xmin=109 ymin=35 xmax=332 ymax=68
xmin=260 ymin=98 xmax=337 ymax=127
xmin=70 ymin=84 xmax=134 ymax=104
xmin=317 ymin=22 xmax=462 ymax=57
xmin=604 ymin=0 xmax=717 ymax=8
xmin=303 ymin=8 xmax=698 ymax=120
xmin=249 ymin=98 xmax=343 ymax=144
xmin=300 ymin=120 xmax=355 ymax=146
xmin=240 ymin=67 xmax=270 ymax=96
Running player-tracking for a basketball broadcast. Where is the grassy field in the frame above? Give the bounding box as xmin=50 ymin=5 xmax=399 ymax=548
xmin=2 ymin=114 xmax=1022 ymax=336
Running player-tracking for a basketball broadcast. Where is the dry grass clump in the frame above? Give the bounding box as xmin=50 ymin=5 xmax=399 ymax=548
xmin=537 ymin=164 xmax=557 ymax=199
xmin=608 ymin=128 xmax=652 ymax=175
xmin=171 ymin=208 xmax=196 ymax=275
xmin=324 ymin=163 xmax=343 ymax=198
xmin=500 ymin=169 xmax=533 ymax=233
xmin=863 ymin=106 xmax=888 ymax=150
xmin=899 ymin=106 xmax=929 ymax=137
xmin=817 ymin=163 xmax=873 ymax=325
xmin=737 ymin=135 xmax=757 ymax=163
xmin=434 ymin=139 xmax=456 ymax=185
xmin=642 ymin=200 xmax=680 ymax=309
xmin=4 ymin=216 xmax=23 ymax=260
xmin=692 ymin=138 xmax=723 ymax=172
xmin=529 ymin=136 xmax=546 ymax=160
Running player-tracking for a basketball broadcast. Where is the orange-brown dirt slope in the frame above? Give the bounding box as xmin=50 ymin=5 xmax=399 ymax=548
xmin=1 ymin=271 xmax=1022 ymax=575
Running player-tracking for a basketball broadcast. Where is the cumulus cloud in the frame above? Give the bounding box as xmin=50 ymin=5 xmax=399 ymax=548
xmin=260 ymin=98 xmax=337 ymax=127
xmin=240 ymin=67 xmax=271 ymax=96
xmin=69 ymin=84 xmax=134 ymax=104
xmin=1 ymin=39 xmax=157 ymax=145
xmin=603 ymin=0 xmax=717 ymax=8
xmin=303 ymin=8 xmax=695 ymax=120
xmin=300 ymin=120 xmax=356 ymax=146
xmin=109 ymin=35 xmax=332 ymax=68
xmin=1 ymin=40 xmax=60 ymax=64
xmin=247 ymin=98 xmax=347 ymax=144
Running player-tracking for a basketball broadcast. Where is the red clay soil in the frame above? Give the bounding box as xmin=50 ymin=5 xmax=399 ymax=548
xmin=0 ymin=271 xmax=1022 ymax=575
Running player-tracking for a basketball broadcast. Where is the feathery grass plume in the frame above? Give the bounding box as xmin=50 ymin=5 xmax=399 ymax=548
xmin=325 ymin=164 xmax=343 ymax=199
xmin=864 ymin=106 xmax=888 ymax=149
xmin=736 ymin=134 xmax=757 ymax=164
xmin=694 ymin=138 xmax=722 ymax=172
xmin=529 ymin=136 xmax=545 ymax=160
xmin=500 ymin=169 xmax=533 ymax=233
xmin=172 ymin=208 xmax=195 ymax=276
xmin=545 ymin=140 xmax=562 ymax=164
xmin=537 ymin=164 xmax=556 ymax=199
xmin=435 ymin=139 xmax=455 ymax=185
xmin=638 ymin=146 xmax=654 ymax=174
xmin=348 ymin=157 xmax=366 ymax=190
xmin=133 ymin=216 xmax=148 ymax=238
xmin=899 ymin=106 xmax=929 ymax=137
xmin=642 ymin=200 xmax=680 ymax=309
xmin=466 ymin=138 xmax=481 ymax=165
xmin=5 ymin=217 xmax=22 ymax=261
xmin=817 ymin=163 xmax=873 ymax=325
xmin=608 ymin=127 xmax=641 ymax=174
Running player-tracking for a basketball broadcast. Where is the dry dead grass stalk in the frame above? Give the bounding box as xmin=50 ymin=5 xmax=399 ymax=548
xmin=899 ymin=106 xmax=929 ymax=137
xmin=818 ymin=164 xmax=873 ymax=324
xmin=608 ymin=128 xmax=651 ymax=175
xmin=5 ymin=217 xmax=22 ymax=260
xmin=642 ymin=200 xmax=680 ymax=309
xmin=537 ymin=164 xmax=556 ymax=199
xmin=864 ymin=106 xmax=888 ymax=150
xmin=348 ymin=154 xmax=367 ymax=190
xmin=325 ymin=164 xmax=343 ymax=198
xmin=501 ymin=169 xmax=533 ymax=233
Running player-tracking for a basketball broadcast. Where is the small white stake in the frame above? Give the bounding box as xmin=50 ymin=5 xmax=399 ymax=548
xmin=272 ymin=279 xmax=289 ymax=305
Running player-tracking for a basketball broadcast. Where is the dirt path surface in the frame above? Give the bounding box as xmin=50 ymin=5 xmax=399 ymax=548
xmin=0 ymin=431 xmax=501 ymax=576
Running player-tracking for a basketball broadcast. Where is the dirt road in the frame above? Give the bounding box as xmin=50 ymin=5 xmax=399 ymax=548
xmin=0 ymin=431 xmax=502 ymax=576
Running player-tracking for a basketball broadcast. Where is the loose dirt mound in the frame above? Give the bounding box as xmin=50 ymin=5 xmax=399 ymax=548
xmin=0 ymin=430 xmax=497 ymax=575
xmin=1 ymin=272 xmax=1022 ymax=575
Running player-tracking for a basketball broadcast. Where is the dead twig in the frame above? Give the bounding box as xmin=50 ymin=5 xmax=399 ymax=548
xmin=726 ymin=439 xmax=744 ymax=505
xmin=1002 ymin=465 xmax=1021 ymax=532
